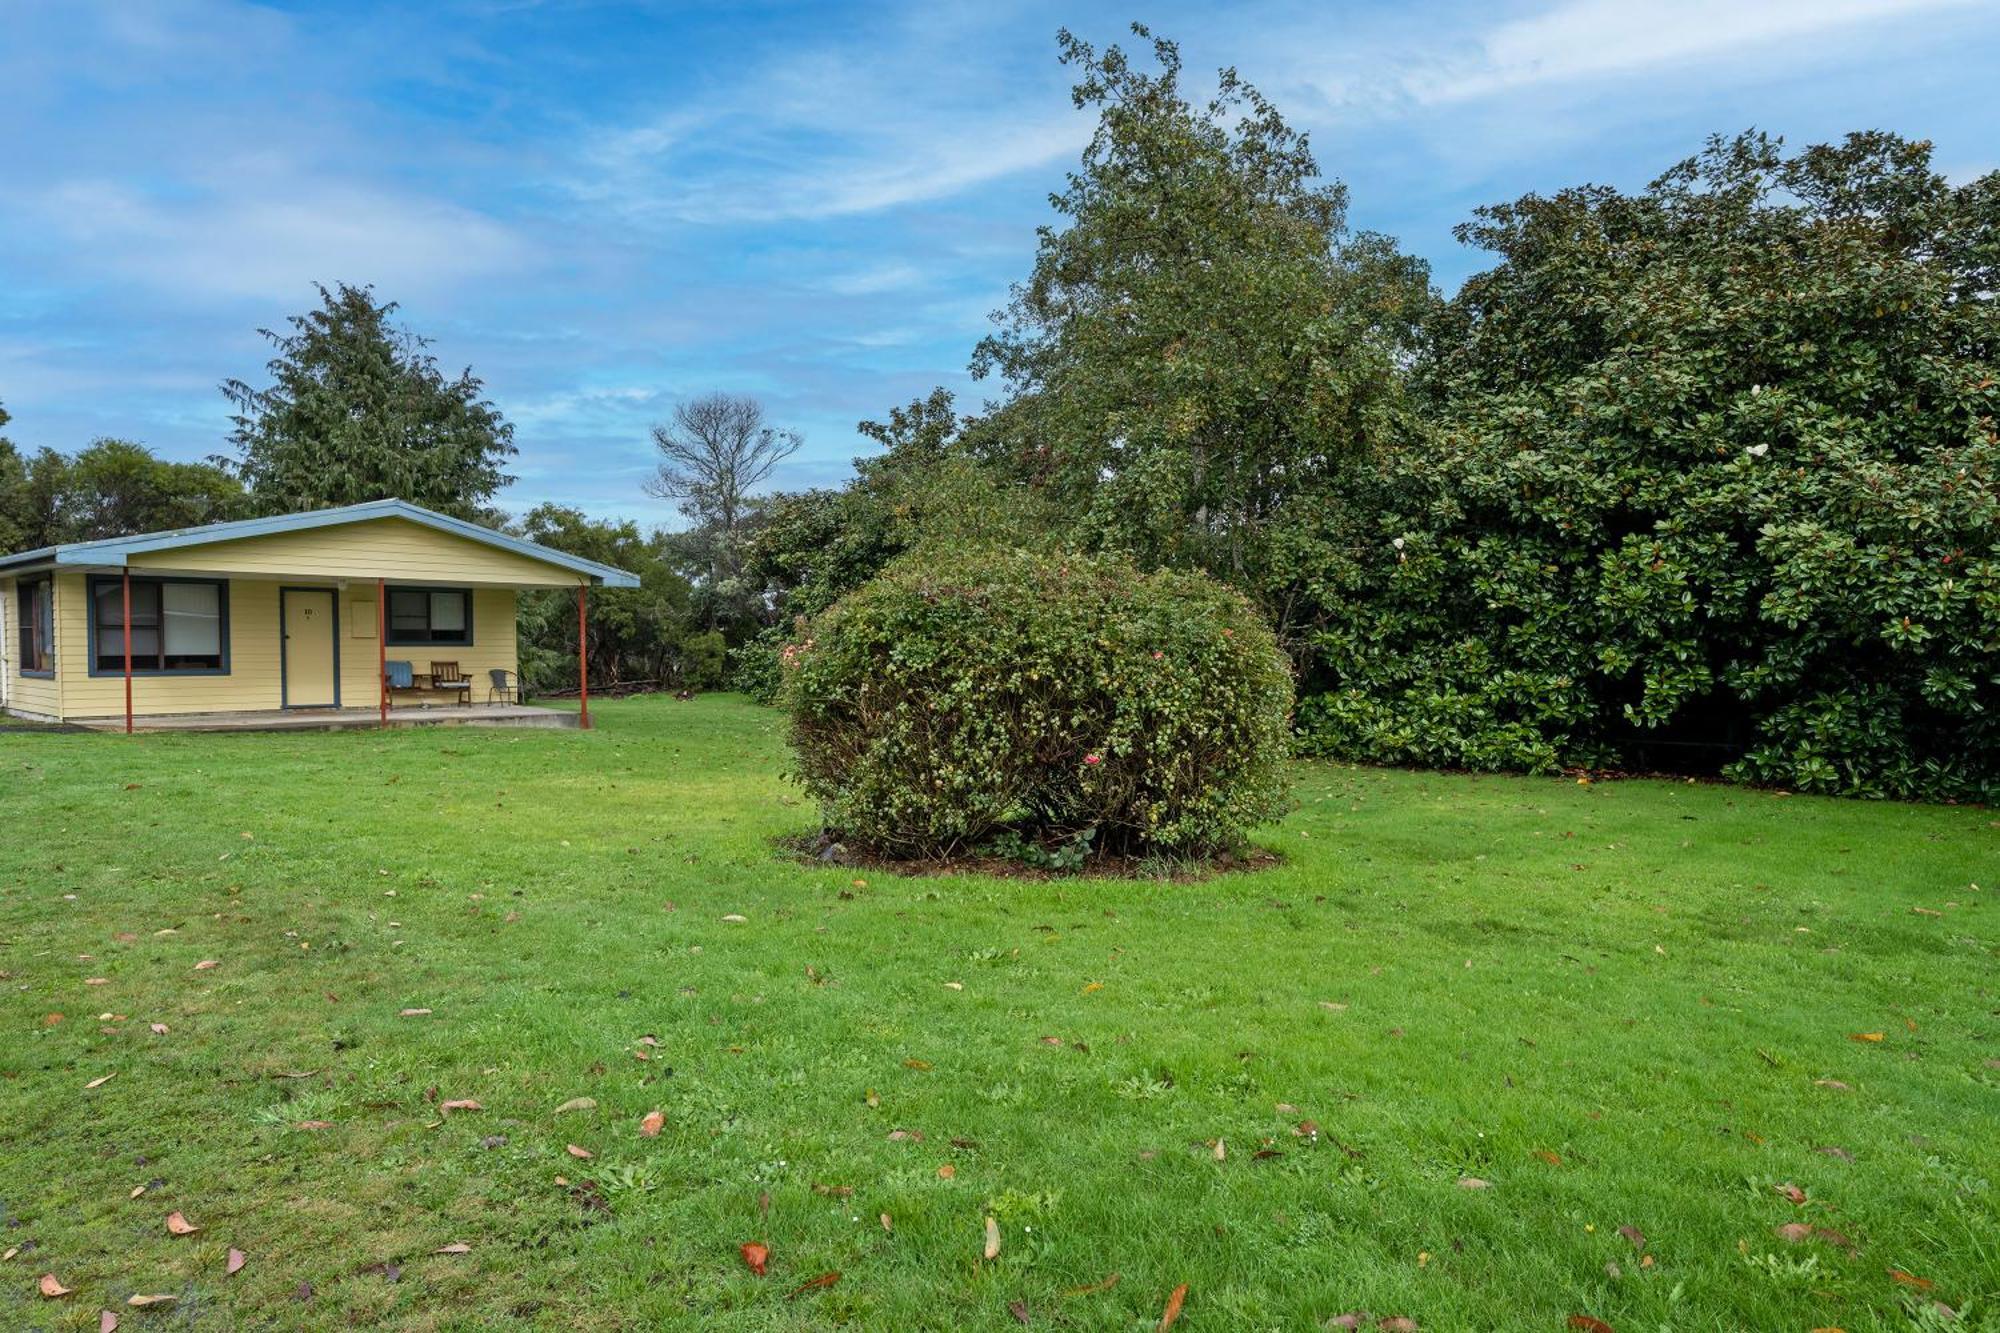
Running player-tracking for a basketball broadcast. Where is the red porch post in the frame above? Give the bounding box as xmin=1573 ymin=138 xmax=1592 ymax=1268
xmin=377 ymin=578 xmax=388 ymax=726
xmin=122 ymin=571 xmax=133 ymax=734
xmin=577 ymin=581 xmax=591 ymax=730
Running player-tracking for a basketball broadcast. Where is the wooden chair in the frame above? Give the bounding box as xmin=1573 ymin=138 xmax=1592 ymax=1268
xmin=429 ymin=661 xmax=473 ymax=703
xmin=383 ymin=660 xmax=419 ymax=708
xmin=486 ymin=668 xmax=520 ymax=706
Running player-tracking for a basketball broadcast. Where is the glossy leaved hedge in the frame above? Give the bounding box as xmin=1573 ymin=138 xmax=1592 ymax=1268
xmin=782 ymin=547 xmax=1294 ymax=858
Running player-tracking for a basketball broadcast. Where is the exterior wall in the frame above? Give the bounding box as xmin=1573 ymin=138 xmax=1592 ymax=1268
xmin=338 ymin=584 xmax=518 ymax=710
xmin=36 ymin=575 xmax=519 ymax=721
xmin=3 ymin=574 xmax=62 ymax=720
xmin=131 ymin=517 xmax=585 ymax=587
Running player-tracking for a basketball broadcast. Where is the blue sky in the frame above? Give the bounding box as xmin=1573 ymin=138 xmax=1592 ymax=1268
xmin=2 ymin=0 xmax=1994 ymax=524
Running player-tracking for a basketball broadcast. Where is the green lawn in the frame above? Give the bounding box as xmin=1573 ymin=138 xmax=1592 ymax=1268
xmin=1 ymin=696 xmax=1994 ymax=1331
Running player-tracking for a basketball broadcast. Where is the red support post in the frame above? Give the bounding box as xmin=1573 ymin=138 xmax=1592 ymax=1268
xmin=122 ymin=571 xmax=133 ymax=735
xmin=577 ymin=582 xmax=591 ymax=730
xmin=377 ymin=578 xmax=388 ymax=725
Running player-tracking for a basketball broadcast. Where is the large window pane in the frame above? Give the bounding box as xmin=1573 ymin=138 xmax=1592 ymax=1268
xmin=429 ymin=591 xmax=467 ymax=633
xmin=162 ymin=582 xmax=221 ymax=656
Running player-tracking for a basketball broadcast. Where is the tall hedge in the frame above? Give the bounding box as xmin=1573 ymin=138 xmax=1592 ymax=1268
xmin=782 ymin=547 xmax=1294 ymax=858
xmin=1297 ymin=132 xmax=2000 ymax=802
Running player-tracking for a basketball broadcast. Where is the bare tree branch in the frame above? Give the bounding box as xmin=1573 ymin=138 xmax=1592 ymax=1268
xmin=645 ymin=392 xmax=802 ymax=534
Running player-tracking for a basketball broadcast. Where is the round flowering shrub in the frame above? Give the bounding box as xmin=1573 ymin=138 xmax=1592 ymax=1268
xmin=782 ymin=546 xmax=1294 ymax=860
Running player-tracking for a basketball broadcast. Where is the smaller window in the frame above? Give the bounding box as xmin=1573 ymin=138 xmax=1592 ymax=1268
xmin=385 ymin=588 xmax=473 ymax=646
xmin=17 ymin=577 xmax=53 ymax=674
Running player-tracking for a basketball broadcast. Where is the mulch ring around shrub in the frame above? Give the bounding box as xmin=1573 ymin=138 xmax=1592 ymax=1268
xmin=775 ymin=833 xmax=1284 ymax=882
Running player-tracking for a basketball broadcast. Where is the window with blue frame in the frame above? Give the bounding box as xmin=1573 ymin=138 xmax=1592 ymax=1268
xmin=89 ymin=576 xmax=228 ymax=674
xmin=386 ymin=588 xmax=473 ymax=646
xmin=16 ymin=577 xmax=52 ymax=674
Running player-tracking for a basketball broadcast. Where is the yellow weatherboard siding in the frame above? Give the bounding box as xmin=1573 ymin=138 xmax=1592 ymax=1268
xmin=44 ymin=575 xmax=518 ymax=721
xmin=129 ymin=516 xmax=589 ymax=587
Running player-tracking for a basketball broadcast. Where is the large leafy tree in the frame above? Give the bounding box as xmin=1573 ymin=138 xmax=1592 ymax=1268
xmin=221 ymin=283 xmax=516 ymax=519
xmin=512 ymin=504 xmax=709 ymax=692
xmin=1303 ymin=131 xmax=2000 ymax=800
xmin=972 ymin=24 xmax=1430 ymax=630
xmin=0 ymin=413 xmax=244 ymax=551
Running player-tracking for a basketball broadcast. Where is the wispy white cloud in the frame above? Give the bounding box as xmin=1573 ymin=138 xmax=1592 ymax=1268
xmin=29 ymin=174 xmax=528 ymax=302
xmin=1404 ymin=0 xmax=1981 ymax=103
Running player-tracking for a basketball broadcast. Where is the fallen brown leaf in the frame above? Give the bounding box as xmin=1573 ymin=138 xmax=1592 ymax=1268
xmin=100 ymin=1310 xmax=119 ymax=1332
xmin=193 ymin=960 xmax=218 ymax=971
xmin=639 ymin=1110 xmax=665 ymax=1137
xmin=1008 ymin=1298 xmax=1030 ymax=1324
xmin=565 ymin=1144 xmax=593 ymax=1160
xmin=1617 ymin=1224 xmax=1645 ymax=1252
xmin=984 ymin=1216 xmax=1002 ymax=1260
xmin=1212 ymin=1138 xmax=1226 ymax=1162
xmin=937 ymin=1163 xmax=956 ymax=1179
xmin=1157 ymin=1282 xmax=1187 ymax=1331
xmin=399 ymin=1007 xmax=431 ymax=1017
xmin=1457 ymin=1177 xmax=1492 ymax=1190
xmin=440 ymin=1099 xmax=483 ymax=1113
xmin=296 ymin=1120 xmax=334 ymax=1131
xmin=740 ymin=1241 xmax=770 ymax=1275
xmin=1849 ymin=1032 xmax=1884 ymax=1043
xmin=880 ymin=1212 xmax=892 ymax=1233
xmin=904 ymin=1058 xmax=933 ymax=1071
xmin=1775 ymin=1222 xmax=1815 ymax=1243
xmin=1887 ymin=1269 xmax=1933 ymax=1291
xmin=84 ymin=1073 xmax=117 ymax=1090
xmin=125 ymin=1294 xmax=175 ymax=1308
xmin=1774 ymin=1182 xmax=1806 ymax=1205
xmin=1379 ymin=1320 xmax=1419 ymax=1333
xmin=787 ymin=1272 xmax=840 ymax=1299
xmin=434 ymin=1243 xmax=472 ymax=1255
xmin=554 ymin=1096 xmax=597 ymax=1115
xmin=1534 ymin=1149 xmax=1563 ymax=1166
xmin=166 ymin=1210 xmax=199 ymax=1235
xmin=1567 ymin=1318 xmax=1614 ymax=1333
xmin=39 ymin=1273 xmax=72 ymax=1298
xmin=226 ymin=1247 xmax=246 ymax=1275
xmin=149 ymin=1023 xmax=168 ymax=1035
xmin=1065 ymin=1272 xmax=1120 ymax=1296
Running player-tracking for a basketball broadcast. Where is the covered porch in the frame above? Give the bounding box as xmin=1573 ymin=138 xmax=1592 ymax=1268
xmin=73 ymin=702 xmax=580 ymax=733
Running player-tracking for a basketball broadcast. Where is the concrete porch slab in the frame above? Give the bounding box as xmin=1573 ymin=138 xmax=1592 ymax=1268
xmin=71 ymin=704 xmax=580 ymax=733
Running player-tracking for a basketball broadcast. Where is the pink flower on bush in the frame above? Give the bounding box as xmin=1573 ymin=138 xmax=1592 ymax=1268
xmin=1083 ymin=753 xmax=1102 ymax=766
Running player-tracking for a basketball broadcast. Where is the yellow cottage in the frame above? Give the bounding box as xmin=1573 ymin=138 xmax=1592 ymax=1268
xmin=0 ymin=499 xmax=638 ymax=732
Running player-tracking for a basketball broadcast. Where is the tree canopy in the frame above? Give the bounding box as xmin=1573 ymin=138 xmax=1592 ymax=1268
xmin=220 ymin=282 xmax=516 ymax=519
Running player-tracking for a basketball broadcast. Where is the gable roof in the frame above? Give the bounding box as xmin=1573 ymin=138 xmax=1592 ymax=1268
xmin=0 ymin=499 xmax=642 ymax=587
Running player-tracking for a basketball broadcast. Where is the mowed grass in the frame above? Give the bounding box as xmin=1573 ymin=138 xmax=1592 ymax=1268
xmin=1 ymin=696 xmax=1995 ymax=1331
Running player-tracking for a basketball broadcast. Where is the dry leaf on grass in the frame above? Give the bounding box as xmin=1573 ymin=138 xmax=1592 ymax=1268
xmin=149 ymin=1024 xmax=168 ymax=1035
xmin=126 ymin=1294 xmax=175 ymax=1307
xmin=296 ymin=1120 xmax=334 ymax=1131
xmin=1008 ymin=1298 xmax=1030 ymax=1324
xmin=1849 ymin=1032 xmax=1884 ymax=1043
xmin=434 ymin=1243 xmax=471 ymax=1255
xmin=399 ymin=1008 xmax=432 ymax=1017
xmin=1617 ymin=1225 xmax=1645 ymax=1251
xmin=1774 ymin=1182 xmax=1807 ymax=1205
xmin=554 ymin=1097 xmax=597 ymax=1115
xmin=937 ymin=1163 xmax=956 ymax=1179
xmin=100 ymin=1311 xmax=118 ymax=1332
xmin=440 ymin=1099 xmax=483 ymax=1114
xmin=787 ymin=1272 xmax=839 ymax=1299
xmin=740 ymin=1242 xmax=769 ymax=1275
xmin=226 ymin=1248 xmax=246 ymax=1275
xmin=193 ymin=961 xmax=218 ymax=971
xmin=166 ymin=1211 xmax=200 ymax=1235
xmin=1156 ymin=1282 xmax=1187 ymax=1331
xmin=1379 ymin=1320 xmax=1420 ymax=1332
xmin=39 ymin=1273 xmax=72 ymax=1297
xmin=1457 ymin=1177 xmax=1492 ymax=1190
xmin=639 ymin=1110 xmax=665 ymax=1137
xmin=984 ymin=1216 xmax=1001 ymax=1260
xmin=84 ymin=1073 xmax=117 ymax=1090
xmin=565 ymin=1144 xmax=593 ymax=1160
xmin=1065 ymin=1272 xmax=1120 ymax=1296
xmin=1567 ymin=1318 xmax=1614 ymax=1333
xmin=1887 ymin=1269 xmax=1933 ymax=1291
